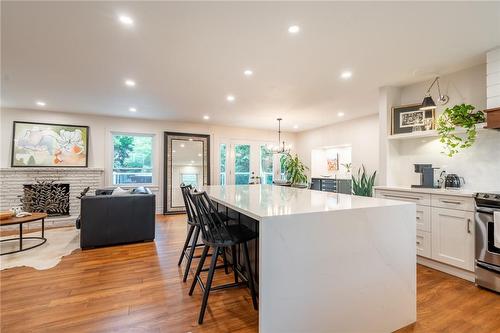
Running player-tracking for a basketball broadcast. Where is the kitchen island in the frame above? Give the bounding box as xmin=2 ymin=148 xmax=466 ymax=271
xmin=201 ymin=185 xmax=416 ymax=333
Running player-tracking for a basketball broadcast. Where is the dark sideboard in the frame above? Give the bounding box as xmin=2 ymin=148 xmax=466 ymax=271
xmin=310 ymin=178 xmax=352 ymax=195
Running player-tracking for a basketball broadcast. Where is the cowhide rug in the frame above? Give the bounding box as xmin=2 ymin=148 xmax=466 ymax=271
xmin=0 ymin=227 xmax=80 ymax=270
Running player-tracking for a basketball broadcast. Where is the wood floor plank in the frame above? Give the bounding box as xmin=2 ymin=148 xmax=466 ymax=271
xmin=1 ymin=214 xmax=499 ymax=332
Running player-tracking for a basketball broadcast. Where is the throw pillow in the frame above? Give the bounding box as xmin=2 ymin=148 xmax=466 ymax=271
xmin=111 ymin=187 xmax=129 ymax=196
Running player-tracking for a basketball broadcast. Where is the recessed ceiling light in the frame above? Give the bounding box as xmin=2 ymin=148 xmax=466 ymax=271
xmin=338 ymin=112 xmax=345 ymax=117
xmin=244 ymin=69 xmax=253 ymax=76
xmin=226 ymin=95 xmax=235 ymax=102
xmin=180 ymin=144 xmax=185 ymax=148
xmin=293 ymin=124 xmax=299 ymax=129
xmin=129 ymin=107 xmax=137 ymax=112
xmin=118 ymin=15 xmax=134 ymax=26
xmin=35 ymin=101 xmax=46 ymax=107
xmin=340 ymin=71 xmax=352 ymax=79
xmin=203 ymin=115 xmax=210 ymax=120
xmin=288 ymin=25 xmax=300 ymax=34
xmin=124 ymin=79 xmax=136 ymax=87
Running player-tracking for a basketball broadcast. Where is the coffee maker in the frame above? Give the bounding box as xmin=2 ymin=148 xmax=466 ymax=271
xmin=411 ymin=164 xmax=439 ymax=188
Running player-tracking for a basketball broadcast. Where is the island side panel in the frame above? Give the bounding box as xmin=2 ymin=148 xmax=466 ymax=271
xmin=259 ymin=204 xmax=416 ymax=333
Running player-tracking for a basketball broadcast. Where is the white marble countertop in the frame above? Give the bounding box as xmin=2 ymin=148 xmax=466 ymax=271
xmin=373 ymin=186 xmax=476 ymax=197
xmin=201 ymin=184 xmax=413 ymax=220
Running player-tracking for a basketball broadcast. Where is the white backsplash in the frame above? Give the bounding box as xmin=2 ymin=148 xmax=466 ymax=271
xmin=388 ymin=129 xmax=500 ymax=192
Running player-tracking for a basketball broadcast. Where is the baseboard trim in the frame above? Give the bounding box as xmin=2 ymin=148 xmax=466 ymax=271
xmin=417 ymin=256 xmax=475 ymax=282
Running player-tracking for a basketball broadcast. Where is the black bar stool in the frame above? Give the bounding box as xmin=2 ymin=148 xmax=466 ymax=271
xmin=178 ymin=184 xmax=229 ymax=283
xmin=188 ymin=190 xmax=258 ymax=324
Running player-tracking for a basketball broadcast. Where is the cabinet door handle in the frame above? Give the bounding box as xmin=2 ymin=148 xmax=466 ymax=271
xmin=384 ymin=194 xmax=420 ymax=200
xmin=442 ymin=200 xmax=461 ymax=205
xmin=467 ymin=218 xmax=471 ymax=234
xmin=416 ymin=216 xmax=421 ymax=220
xmin=416 ymin=241 xmax=421 ymax=245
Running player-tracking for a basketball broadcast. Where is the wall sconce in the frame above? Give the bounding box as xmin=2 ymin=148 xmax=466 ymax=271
xmin=420 ymin=76 xmax=449 ymax=110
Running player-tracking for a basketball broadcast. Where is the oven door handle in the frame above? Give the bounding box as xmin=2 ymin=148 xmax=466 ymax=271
xmin=476 ymin=261 xmax=500 ymax=273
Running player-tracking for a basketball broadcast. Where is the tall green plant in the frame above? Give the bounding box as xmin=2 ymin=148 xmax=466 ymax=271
xmin=352 ymin=165 xmax=376 ymax=197
xmin=283 ymin=154 xmax=308 ymax=185
xmin=437 ymin=104 xmax=485 ymax=157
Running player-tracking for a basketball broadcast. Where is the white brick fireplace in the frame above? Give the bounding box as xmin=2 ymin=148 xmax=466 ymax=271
xmin=0 ymin=168 xmax=104 ymax=228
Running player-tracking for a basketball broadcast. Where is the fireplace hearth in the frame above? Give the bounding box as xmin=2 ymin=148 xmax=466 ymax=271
xmin=21 ymin=180 xmax=70 ymax=217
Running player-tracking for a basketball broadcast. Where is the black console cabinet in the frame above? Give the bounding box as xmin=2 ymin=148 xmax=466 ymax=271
xmin=310 ymin=178 xmax=352 ymax=195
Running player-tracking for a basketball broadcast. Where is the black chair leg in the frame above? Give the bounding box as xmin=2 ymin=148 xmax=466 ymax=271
xmin=198 ymin=246 xmax=219 ymax=324
xmin=221 ymin=248 xmax=229 ymax=274
xmin=242 ymin=242 xmax=258 ymax=310
xmin=189 ymin=245 xmax=209 ymax=296
xmin=231 ymin=245 xmax=238 ymax=283
xmin=183 ymin=226 xmax=200 ymax=282
xmin=178 ymin=224 xmax=195 ymax=266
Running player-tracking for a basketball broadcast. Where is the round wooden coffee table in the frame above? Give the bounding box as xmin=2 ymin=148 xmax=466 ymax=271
xmin=0 ymin=212 xmax=48 ymax=255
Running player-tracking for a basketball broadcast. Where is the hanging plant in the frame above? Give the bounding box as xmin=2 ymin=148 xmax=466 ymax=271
xmin=436 ymin=104 xmax=485 ymax=157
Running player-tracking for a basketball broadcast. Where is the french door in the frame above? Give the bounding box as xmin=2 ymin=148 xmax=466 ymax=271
xmin=221 ymin=141 xmax=282 ymax=185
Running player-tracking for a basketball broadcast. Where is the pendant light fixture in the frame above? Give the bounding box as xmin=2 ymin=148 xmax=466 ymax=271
xmin=269 ymin=118 xmax=291 ymax=154
xmin=420 ymin=76 xmax=449 ymax=110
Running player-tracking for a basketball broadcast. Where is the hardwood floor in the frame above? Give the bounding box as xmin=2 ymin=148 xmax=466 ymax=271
xmin=1 ymin=214 xmax=499 ymax=332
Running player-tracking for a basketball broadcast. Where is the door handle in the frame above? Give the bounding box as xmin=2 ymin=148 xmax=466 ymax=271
xmin=442 ymin=200 xmax=461 ymax=205
xmin=467 ymin=218 xmax=471 ymax=234
xmin=416 ymin=216 xmax=421 ymax=220
xmin=384 ymin=194 xmax=420 ymax=200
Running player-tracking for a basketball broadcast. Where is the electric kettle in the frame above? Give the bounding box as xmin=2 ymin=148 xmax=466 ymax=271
xmin=445 ymin=174 xmax=465 ymax=188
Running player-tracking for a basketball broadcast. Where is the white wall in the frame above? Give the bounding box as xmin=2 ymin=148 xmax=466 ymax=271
xmin=0 ymin=107 xmax=296 ymax=212
xmin=296 ymin=114 xmax=380 ymax=180
xmin=311 ymin=146 xmax=352 ymax=178
xmin=386 ymin=64 xmax=500 ymax=191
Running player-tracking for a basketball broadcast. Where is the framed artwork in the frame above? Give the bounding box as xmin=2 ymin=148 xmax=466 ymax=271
xmin=327 ymin=153 xmax=339 ymax=172
xmin=391 ymin=104 xmax=435 ymax=135
xmin=11 ymin=121 xmax=89 ymax=167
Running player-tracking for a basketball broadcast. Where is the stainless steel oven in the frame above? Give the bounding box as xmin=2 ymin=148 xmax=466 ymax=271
xmin=474 ymin=193 xmax=500 ymax=293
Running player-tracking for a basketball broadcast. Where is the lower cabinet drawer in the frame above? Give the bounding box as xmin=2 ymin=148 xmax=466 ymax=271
xmin=416 ymin=230 xmax=431 ymax=258
xmin=416 ymin=205 xmax=431 ymax=232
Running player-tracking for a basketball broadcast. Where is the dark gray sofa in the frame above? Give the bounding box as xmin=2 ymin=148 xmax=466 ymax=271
xmin=79 ymin=188 xmax=155 ymax=248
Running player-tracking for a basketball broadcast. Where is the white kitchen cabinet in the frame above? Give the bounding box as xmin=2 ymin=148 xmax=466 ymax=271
xmin=416 ymin=205 xmax=431 ymax=232
xmin=416 ymin=230 xmax=431 ymax=258
xmin=431 ymin=207 xmax=474 ymax=271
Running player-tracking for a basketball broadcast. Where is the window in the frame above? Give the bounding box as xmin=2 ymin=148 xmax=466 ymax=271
xmin=234 ymin=144 xmax=250 ymax=185
xmin=260 ymin=145 xmax=273 ymax=184
xmin=220 ymin=144 xmax=226 ymax=185
xmin=181 ymin=173 xmax=198 ymax=187
xmin=112 ymin=133 xmax=153 ymax=185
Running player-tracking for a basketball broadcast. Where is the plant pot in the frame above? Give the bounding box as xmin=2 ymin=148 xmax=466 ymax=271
xmin=291 ymin=184 xmax=308 ymax=189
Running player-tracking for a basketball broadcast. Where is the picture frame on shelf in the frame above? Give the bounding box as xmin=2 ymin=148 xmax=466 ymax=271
xmin=391 ymin=104 xmax=435 ymax=135
xmin=11 ymin=121 xmax=89 ymax=167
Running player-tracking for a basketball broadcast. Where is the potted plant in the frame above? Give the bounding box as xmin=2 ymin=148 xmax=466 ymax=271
xmin=352 ymin=165 xmax=376 ymax=197
xmin=436 ymin=103 xmax=485 ymax=157
xmin=282 ymin=154 xmax=309 ymax=188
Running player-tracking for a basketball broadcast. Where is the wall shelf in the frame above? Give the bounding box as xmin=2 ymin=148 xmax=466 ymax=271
xmin=387 ymin=123 xmax=487 ymax=141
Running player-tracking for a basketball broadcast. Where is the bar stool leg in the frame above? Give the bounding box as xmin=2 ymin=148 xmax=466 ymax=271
xmin=183 ymin=226 xmax=201 ymax=282
xmin=242 ymin=242 xmax=258 ymax=310
xmin=231 ymin=245 xmax=238 ymax=283
xmin=221 ymin=248 xmax=229 ymax=274
xmin=198 ymin=246 xmax=219 ymax=324
xmin=178 ymin=224 xmax=195 ymax=266
xmin=189 ymin=245 xmax=209 ymax=296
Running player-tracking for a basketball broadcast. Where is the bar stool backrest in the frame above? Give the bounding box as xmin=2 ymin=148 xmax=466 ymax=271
xmin=180 ymin=183 xmax=195 ymax=223
xmin=190 ymin=190 xmax=232 ymax=244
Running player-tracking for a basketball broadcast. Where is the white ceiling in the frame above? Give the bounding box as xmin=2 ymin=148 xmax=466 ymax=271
xmin=2 ymin=2 xmax=499 ymax=131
